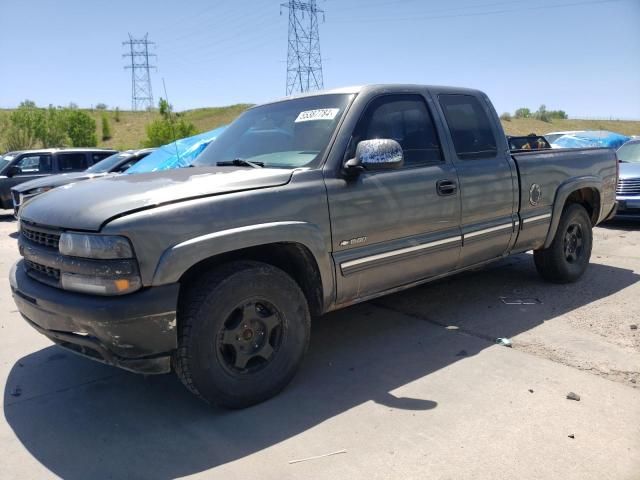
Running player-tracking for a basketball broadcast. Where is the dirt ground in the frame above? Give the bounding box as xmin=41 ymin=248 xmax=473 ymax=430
xmin=0 ymin=210 xmax=638 ymax=479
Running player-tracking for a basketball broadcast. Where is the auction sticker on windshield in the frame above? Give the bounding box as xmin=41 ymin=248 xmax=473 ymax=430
xmin=295 ymin=108 xmax=340 ymax=123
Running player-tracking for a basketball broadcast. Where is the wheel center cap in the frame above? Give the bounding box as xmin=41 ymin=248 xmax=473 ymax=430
xmin=242 ymin=329 xmax=254 ymax=341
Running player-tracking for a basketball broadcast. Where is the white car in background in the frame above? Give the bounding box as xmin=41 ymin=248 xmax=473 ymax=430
xmin=545 ymin=130 xmax=585 ymax=146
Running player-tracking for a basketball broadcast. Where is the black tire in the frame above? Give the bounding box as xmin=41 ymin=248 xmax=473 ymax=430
xmin=173 ymin=261 xmax=311 ymax=408
xmin=534 ymin=203 xmax=593 ymax=283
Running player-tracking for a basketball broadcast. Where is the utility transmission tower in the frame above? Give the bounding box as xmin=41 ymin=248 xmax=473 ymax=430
xmin=280 ymin=1 xmax=325 ymax=96
xmin=122 ymin=34 xmax=157 ymax=111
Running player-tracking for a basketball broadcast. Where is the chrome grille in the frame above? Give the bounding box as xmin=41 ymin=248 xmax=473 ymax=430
xmin=21 ymin=225 xmax=61 ymax=249
xmin=617 ymin=178 xmax=640 ymax=196
xmin=25 ymin=259 xmax=61 ymax=282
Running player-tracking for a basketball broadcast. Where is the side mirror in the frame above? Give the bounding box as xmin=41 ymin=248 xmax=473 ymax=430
xmin=344 ymin=139 xmax=404 ymax=175
xmin=6 ymin=165 xmax=21 ymax=177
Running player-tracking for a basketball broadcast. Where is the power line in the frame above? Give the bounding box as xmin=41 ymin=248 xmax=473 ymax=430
xmin=122 ymin=33 xmax=157 ymax=111
xmin=330 ymin=0 xmax=623 ymax=23
xmin=280 ymin=1 xmax=325 ymax=96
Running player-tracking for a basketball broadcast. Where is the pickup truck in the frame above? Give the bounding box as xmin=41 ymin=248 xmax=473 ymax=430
xmin=9 ymin=85 xmax=618 ymax=408
xmin=11 ymin=148 xmax=154 ymax=216
xmin=0 ymin=148 xmax=117 ymax=211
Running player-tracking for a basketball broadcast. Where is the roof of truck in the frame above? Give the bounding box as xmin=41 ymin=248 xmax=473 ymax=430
xmin=3 ymin=148 xmax=117 ymax=156
xmin=258 ymin=84 xmax=485 ymax=107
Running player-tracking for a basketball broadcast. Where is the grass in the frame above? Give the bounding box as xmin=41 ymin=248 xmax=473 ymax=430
xmin=500 ymin=118 xmax=640 ymax=137
xmin=1 ymin=105 xmax=639 ymax=151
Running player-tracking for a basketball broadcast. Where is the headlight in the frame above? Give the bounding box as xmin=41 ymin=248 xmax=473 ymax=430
xmin=61 ymin=272 xmax=141 ymax=296
xmin=59 ymin=233 xmax=134 ymax=259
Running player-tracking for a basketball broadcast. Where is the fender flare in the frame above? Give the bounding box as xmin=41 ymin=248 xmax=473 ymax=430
xmin=151 ymin=221 xmax=335 ymax=309
xmin=543 ymin=176 xmax=602 ymax=249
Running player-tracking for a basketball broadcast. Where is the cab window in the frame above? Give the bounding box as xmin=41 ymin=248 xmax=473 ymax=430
xmin=347 ymin=94 xmax=443 ymax=167
xmin=439 ymin=94 xmax=498 ymax=159
xmin=15 ymin=154 xmax=53 ymax=174
xmin=58 ymin=153 xmax=89 ymax=171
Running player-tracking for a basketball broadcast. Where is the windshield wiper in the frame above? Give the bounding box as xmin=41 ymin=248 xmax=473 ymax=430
xmin=217 ymin=158 xmax=264 ymax=168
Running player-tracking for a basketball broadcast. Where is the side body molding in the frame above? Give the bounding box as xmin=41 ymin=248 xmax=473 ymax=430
xmin=152 ymin=221 xmax=335 ymax=310
xmin=543 ymin=176 xmax=602 ymax=249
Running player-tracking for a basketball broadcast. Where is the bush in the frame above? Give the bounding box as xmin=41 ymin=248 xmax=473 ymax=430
xmin=66 ymin=110 xmax=97 ymax=147
xmin=500 ymin=112 xmax=512 ymax=122
xmin=514 ymin=108 xmax=531 ymax=119
xmin=4 ymin=100 xmax=43 ymax=150
xmin=143 ymin=118 xmax=197 ymax=147
xmin=39 ymin=106 xmax=69 ymax=147
xmin=534 ymin=105 xmax=551 ymax=123
xmin=101 ymin=113 xmax=112 ymax=141
xmin=143 ymin=98 xmax=198 ymax=147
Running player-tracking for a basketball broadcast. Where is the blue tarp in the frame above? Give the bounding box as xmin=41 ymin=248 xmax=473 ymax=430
xmin=552 ymin=130 xmax=630 ymax=150
xmin=126 ymin=126 xmax=227 ymax=174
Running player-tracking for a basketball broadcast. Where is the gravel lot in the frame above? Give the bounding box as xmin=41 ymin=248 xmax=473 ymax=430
xmin=0 ymin=210 xmax=638 ymax=479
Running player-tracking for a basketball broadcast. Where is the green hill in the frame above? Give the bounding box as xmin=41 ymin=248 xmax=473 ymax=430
xmin=1 ymin=105 xmax=639 ymax=151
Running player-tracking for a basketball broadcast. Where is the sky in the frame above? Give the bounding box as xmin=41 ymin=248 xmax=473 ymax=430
xmin=1 ymin=0 xmax=639 ymax=119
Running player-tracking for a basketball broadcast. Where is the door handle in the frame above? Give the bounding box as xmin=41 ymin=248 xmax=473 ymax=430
xmin=436 ymin=179 xmax=457 ymax=196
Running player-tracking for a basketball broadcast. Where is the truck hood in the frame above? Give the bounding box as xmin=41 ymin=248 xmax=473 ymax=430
xmin=619 ymin=162 xmax=640 ymax=180
xmin=19 ymin=166 xmax=293 ymax=231
xmin=12 ymin=171 xmax=111 ymax=193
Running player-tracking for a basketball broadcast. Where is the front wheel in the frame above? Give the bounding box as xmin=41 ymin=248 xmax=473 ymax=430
xmin=173 ymin=261 xmax=311 ymax=408
xmin=534 ymin=203 xmax=593 ymax=283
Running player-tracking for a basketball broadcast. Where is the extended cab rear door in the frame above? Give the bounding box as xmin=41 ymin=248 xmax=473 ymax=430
xmin=434 ymin=92 xmax=518 ymax=267
xmin=326 ymin=91 xmax=462 ymax=305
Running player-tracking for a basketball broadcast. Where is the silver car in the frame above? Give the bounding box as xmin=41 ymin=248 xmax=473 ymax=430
xmin=616 ymin=139 xmax=640 ymax=217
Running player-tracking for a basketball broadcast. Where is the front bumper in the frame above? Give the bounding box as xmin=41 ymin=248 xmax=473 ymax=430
xmin=10 ymin=260 xmax=180 ymax=374
xmin=615 ymin=197 xmax=640 ymax=218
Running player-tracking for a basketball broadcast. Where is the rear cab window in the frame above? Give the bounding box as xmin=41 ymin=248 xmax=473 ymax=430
xmin=347 ymin=94 xmax=443 ymax=167
xmin=57 ymin=153 xmax=89 ymax=171
xmin=439 ymin=94 xmax=498 ymax=160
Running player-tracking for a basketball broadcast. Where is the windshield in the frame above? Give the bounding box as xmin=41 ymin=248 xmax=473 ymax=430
xmin=544 ymin=133 xmax=565 ymax=144
xmin=617 ymin=141 xmax=640 ymax=163
xmin=194 ymin=94 xmax=354 ymax=169
xmin=0 ymin=154 xmax=17 ymax=174
xmin=86 ymin=152 xmax=133 ymax=173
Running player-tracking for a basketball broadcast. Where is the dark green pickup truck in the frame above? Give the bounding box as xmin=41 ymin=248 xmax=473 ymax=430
xmin=10 ymin=85 xmax=618 ymax=408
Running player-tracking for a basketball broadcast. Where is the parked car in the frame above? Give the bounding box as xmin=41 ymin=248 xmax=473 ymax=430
xmin=0 ymin=148 xmax=116 ymax=211
xmin=551 ymin=130 xmax=630 ymax=150
xmin=544 ymin=130 xmax=585 ymax=145
xmin=615 ymin=138 xmax=640 ymax=217
xmin=11 ymin=148 xmax=154 ymax=216
xmin=10 ymin=85 xmax=617 ymax=408
xmin=125 ymin=126 xmax=226 ymax=173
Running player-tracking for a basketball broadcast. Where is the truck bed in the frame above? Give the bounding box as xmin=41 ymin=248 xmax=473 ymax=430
xmin=511 ymin=147 xmax=618 ymax=252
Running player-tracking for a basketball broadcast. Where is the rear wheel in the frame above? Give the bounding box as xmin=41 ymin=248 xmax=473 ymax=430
xmin=534 ymin=204 xmax=593 ymax=283
xmin=174 ymin=261 xmax=311 ymax=408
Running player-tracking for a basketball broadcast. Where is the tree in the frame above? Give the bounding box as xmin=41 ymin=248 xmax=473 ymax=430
xmin=66 ymin=110 xmax=97 ymax=147
xmin=534 ymin=104 xmax=550 ymax=122
xmin=143 ymin=118 xmax=197 ymax=147
xmin=38 ymin=106 xmax=69 ymax=147
xmin=143 ymin=98 xmax=197 ymax=147
xmin=158 ymin=98 xmax=171 ymax=119
xmin=4 ymin=100 xmax=44 ymax=150
xmin=101 ymin=113 xmax=112 ymax=141
xmin=514 ymin=108 xmax=531 ymax=119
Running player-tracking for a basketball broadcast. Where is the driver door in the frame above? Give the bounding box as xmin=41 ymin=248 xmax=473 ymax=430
xmin=325 ymin=93 xmax=462 ymax=305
